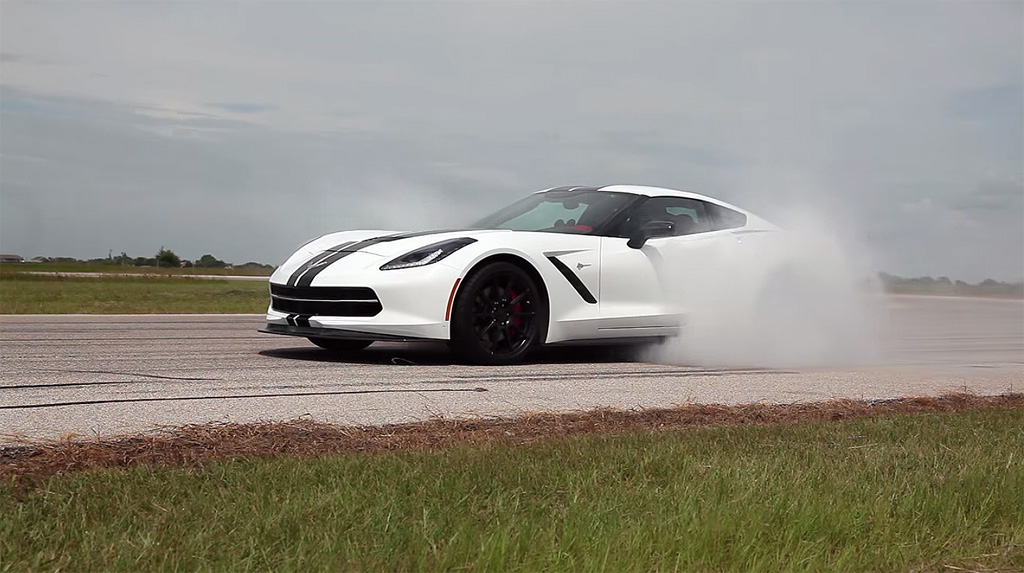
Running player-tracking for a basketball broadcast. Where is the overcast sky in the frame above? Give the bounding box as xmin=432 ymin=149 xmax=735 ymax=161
xmin=1 ymin=1 xmax=1021 ymax=281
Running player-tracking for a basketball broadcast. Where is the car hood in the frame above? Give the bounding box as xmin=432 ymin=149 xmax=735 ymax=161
xmin=298 ymin=228 xmax=511 ymax=259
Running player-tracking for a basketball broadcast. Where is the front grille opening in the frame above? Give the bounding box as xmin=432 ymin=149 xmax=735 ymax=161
xmin=270 ymin=284 xmax=382 ymax=317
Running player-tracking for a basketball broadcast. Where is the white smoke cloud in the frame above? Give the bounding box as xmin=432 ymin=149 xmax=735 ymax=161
xmin=647 ymin=206 xmax=885 ymax=368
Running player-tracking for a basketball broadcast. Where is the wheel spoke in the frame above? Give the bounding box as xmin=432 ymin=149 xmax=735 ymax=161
xmin=479 ymin=319 xmax=498 ymax=337
xmin=488 ymin=323 xmax=503 ymax=349
xmin=509 ymin=289 xmax=530 ymax=306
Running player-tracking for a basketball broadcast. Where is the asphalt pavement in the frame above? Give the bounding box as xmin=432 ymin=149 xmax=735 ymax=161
xmin=1 ymin=296 xmax=1021 ymax=443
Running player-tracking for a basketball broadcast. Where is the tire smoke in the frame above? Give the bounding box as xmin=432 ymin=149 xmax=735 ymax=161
xmin=646 ymin=210 xmax=885 ymax=368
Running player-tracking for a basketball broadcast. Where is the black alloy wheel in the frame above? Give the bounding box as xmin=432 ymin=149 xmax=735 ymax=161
xmin=307 ymin=337 xmax=373 ymax=352
xmin=450 ymin=262 xmax=546 ymax=365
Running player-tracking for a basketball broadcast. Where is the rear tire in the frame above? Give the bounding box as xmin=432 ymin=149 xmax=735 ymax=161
xmin=307 ymin=338 xmax=373 ymax=352
xmin=449 ymin=262 xmax=547 ymax=365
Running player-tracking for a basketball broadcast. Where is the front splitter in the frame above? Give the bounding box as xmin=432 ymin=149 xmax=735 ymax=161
xmin=259 ymin=323 xmax=428 ymax=342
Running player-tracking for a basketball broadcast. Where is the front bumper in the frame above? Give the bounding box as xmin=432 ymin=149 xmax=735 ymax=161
xmin=262 ymin=255 xmax=461 ymax=341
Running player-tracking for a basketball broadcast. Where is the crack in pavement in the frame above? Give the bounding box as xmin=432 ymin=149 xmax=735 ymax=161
xmin=0 ymin=387 xmax=489 ymax=410
xmin=65 ymin=370 xmax=220 ymax=381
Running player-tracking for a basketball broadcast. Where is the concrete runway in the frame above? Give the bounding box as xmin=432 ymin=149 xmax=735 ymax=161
xmin=1 ymin=296 xmax=1021 ymax=443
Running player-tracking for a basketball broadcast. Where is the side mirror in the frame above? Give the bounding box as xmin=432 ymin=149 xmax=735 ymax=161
xmin=627 ymin=220 xmax=675 ymax=249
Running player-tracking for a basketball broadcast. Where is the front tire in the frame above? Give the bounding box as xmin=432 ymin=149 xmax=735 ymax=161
xmin=449 ymin=262 xmax=546 ymax=365
xmin=307 ymin=338 xmax=373 ymax=352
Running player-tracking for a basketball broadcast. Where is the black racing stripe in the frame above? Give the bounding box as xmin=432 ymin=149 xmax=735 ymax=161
xmin=293 ymin=230 xmax=473 ymax=287
xmin=546 ymin=256 xmax=597 ymax=304
xmin=286 ymin=250 xmax=334 ymax=287
xmin=293 ymin=250 xmax=358 ymax=287
xmin=294 ymin=235 xmax=402 ymax=287
xmin=296 ymin=315 xmax=312 ymax=328
xmin=286 ymin=241 xmax=357 ymax=287
xmin=285 ymin=230 xmax=474 ymax=289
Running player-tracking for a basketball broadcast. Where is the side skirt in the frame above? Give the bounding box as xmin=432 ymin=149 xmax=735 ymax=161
xmin=545 ymin=336 xmax=668 ymax=347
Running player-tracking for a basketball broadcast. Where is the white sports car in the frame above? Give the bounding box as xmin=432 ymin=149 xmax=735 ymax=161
xmin=261 ymin=185 xmax=783 ymax=364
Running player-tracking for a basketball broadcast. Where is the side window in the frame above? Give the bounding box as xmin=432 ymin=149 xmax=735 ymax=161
xmin=616 ymin=197 xmax=713 ymax=237
xmin=705 ymin=203 xmax=747 ymax=230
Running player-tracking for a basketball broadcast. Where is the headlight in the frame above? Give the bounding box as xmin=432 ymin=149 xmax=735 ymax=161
xmin=380 ymin=238 xmax=477 ymax=271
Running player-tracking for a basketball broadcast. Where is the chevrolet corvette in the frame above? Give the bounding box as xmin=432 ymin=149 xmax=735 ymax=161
xmin=260 ymin=185 xmax=783 ymax=364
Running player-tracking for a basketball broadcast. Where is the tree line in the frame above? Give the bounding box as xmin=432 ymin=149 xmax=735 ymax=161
xmin=877 ymin=272 xmax=1023 ymax=298
xmin=31 ymin=247 xmax=274 ymax=271
xmin=18 ymin=250 xmax=1023 ymax=297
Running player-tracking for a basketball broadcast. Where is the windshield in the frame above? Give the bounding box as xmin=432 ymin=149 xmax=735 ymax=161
xmin=471 ymin=190 xmax=637 ymax=235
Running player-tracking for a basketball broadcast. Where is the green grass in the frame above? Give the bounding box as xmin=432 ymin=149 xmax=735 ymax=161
xmin=3 ymin=409 xmax=1022 ymax=572
xmin=0 ymin=272 xmax=268 ymax=314
xmin=0 ymin=262 xmax=273 ymax=276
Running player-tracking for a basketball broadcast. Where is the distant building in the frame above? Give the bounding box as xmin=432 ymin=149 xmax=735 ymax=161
xmin=0 ymin=254 xmax=24 ymax=264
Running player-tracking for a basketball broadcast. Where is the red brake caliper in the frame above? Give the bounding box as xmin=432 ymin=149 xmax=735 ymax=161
xmin=510 ymin=289 xmax=522 ymax=330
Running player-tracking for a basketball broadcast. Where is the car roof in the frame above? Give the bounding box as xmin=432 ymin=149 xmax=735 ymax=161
xmin=598 ymin=184 xmax=714 ymax=200
xmin=538 ymin=184 xmax=748 ymax=213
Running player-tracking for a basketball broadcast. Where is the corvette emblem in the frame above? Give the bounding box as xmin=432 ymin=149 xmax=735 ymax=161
xmin=576 ymin=262 xmax=591 ymax=270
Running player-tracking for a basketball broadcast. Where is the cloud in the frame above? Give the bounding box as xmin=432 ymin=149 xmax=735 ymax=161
xmin=208 ymin=103 xmax=279 ymax=114
xmin=0 ymin=51 xmax=65 ymax=66
xmin=948 ymin=178 xmax=1024 ymax=214
xmin=0 ymin=1 xmax=1021 ymax=280
xmin=949 ymin=84 xmax=1024 ymax=120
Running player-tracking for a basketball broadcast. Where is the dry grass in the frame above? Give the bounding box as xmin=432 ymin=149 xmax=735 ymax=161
xmin=3 ymin=392 xmax=1020 ymax=484
xmin=3 ymin=396 xmax=1022 ymax=571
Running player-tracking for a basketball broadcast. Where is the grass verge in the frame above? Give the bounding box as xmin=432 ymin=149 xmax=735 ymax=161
xmin=2 ymin=395 xmax=1022 ymax=571
xmin=0 ymin=272 xmax=268 ymax=314
xmin=0 ymin=262 xmax=273 ymax=276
